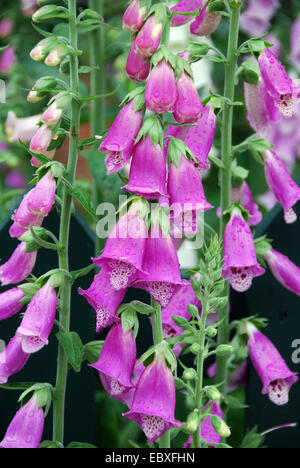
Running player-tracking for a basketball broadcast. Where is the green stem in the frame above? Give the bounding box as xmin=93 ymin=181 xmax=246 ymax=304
xmin=193 ymin=296 xmax=208 ymax=449
xmin=89 ymin=0 xmax=105 ymax=256
xmin=151 ymin=298 xmax=170 ymax=449
xmin=216 ymin=4 xmax=241 ymax=393
xmin=52 ymin=0 xmax=81 ymax=444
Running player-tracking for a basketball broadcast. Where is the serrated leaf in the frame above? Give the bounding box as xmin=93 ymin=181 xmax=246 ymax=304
xmin=56 ymin=332 xmax=84 ymax=372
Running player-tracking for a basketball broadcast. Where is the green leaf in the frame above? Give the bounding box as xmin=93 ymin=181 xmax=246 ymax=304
xmin=67 ymin=186 xmax=96 ymax=218
xmin=56 ymin=332 xmax=84 ymax=372
xmin=249 ymin=137 xmax=273 ymax=152
xmin=0 ymin=382 xmax=36 ymax=391
xmin=208 ymin=154 xmax=225 ymax=169
xmin=66 ymin=442 xmax=98 ymax=448
xmin=84 ymin=341 xmax=104 ymax=364
xmin=240 ymin=426 xmax=265 ymax=448
xmin=225 ymin=395 xmax=249 ymax=409
xmin=39 ymin=440 xmax=64 ymax=448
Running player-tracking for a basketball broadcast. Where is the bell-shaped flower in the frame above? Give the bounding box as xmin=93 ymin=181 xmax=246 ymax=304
xmin=0 ymin=395 xmax=44 ymax=448
xmin=0 ymin=18 xmax=13 ymax=38
xmin=134 ymin=14 xmax=162 ymax=57
xmin=126 ymin=41 xmax=150 ymax=82
xmin=246 ymin=322 xmax=298 ymax=406
xmin=91 ymin=323 xmax=136 ymax=399
xmin=16 ymin=281 xmax=57 ymax=353
xmin=78 ymin=268 xmax=126 ymax=332
xmin=231 ymin=182 xmax=262 ymax=226
xmin=123 ymin=356 xmax=181 ymax=443
xmin=0 ymin=242 xmax=37 ymax=286
xmin=0 ymin=287 xmax=25 ymax=321
xmin=5 ymin=111 xmax=41 ymax=143
xmin=240 ymin=0 xmax=279 ymax=36
xmin=29 ymin=124 xmax=52 ymax=154
xmin=168 ymin=155 xmax=212 ymax=237
xmin=174 ymin=73 xmax=202 ymax=124
xmin=264 ymin=249 xmax=300 ymax=296
xmin=185 ymin=402 xmax=223 ymax=448
xmin=100 ymin=100 xmax=143 ymax=174
xmin=262 ymin=149 xmax=300 ymax=224
xmin=222 ymin=208 xmax=265 ymax=292
xmin=190 ymin=6 xmax=221 ymax=36
xmin=244 ymin=78 xmax=281 ymax=136
xmin=0 ymin=334 xmax=30 ymax=384
xmin=171 ymin=0 xmax=202 ymax=27
xmin=134 ymin=224 xmax=186 ymax=307
xmin=122 ymin=0 xmax=146 ymax=32
xmin=145 ymin=60 xmax=178 ymax=114
xmin=9 ymin=189 xmax=44 ymax=239
xmin=27 ymin=171 xmax=56 ymax=216
xmin=123 ymin=135 xmax=167 ymax=199
xmin=41 ymin=92 xmax=71 ymax=126
xmin=93 ymin=203 xmax=148 ymax=291
xmin=0 ymin=46 xmax=16 ymax=74
xmin=258 ymin=48 xmax=300 ymax=117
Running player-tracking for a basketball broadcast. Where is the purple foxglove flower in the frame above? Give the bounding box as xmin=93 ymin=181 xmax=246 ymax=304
xmin=222 ymin=209 xmax=265 ymax=292
xmin=264 ymin=249 xmax=300 ymax=296
xmin=91 ymin=323 xmax=136 ymax=399
xmin=290 ymin=18 xmax=300 ymax=70
xmin=123 ymin=356 xmax=182 ymax=443
xmin=190 ymin=6 xmax=221 ymax=36
xmin=185 ymin=402 xmax=223 ymax=448
xmin=240 ymin=0 xmax=279 ymax=36
xmin=100 ymin=101 xmax=143 ymax=174
xmin=0 ymin=46 xmax=16 ymax=74
xmin=126 ymin=41 xmax=150 ymax=82
xmin=0 ymin=18 xmax=13 ymax=37
xmin=171 ymin=0 xmax=203 ymax=27
xmin=145 ymin=60 xmax=178 ymax=114
xmin=174 ymin=73 xmax=202 ymax=124
xmin=93 ymin=206 xmax=147 ymax=290
xmin=5 ymin=111 xmax=41 ymax=143
xmin=262 ymin=149 xmax=300 ymax=224
xmin=0 ymin=395 xmax=44 ymax=448
xmin=134 ymin=14 xmax=162 ymax=57
xmin=258 ymin=189 xmax=277 ymax=211
xmin=231 ymin=181 xmax=263 ymax=226
xmin=9 ymin=189 xmax=44 ymax=239
xmin=41 ymin=102 xmax=63 ymax=125
xmin=0 ymin=287 xmax=25 ymax=321
xmin=0 ymin=334 xmax=30 ymax=384
xmin=16 ymin=281 xmax=57 ymax=353
xmin=247 ymin=323 xmax=298 ymax=406
xmin=0 ymin=243 xmax=37 ymax=286
xmin=5 ymin=171 xmax=26 ymax=190
xmin=78 ymin=268 xmax=125 ymax=332
xmin=207 ymin=361 xmax=247 ymax=392
xmin=122 ymin=0 xmax=146 ymax=32
xmin=134 ymin=226 xmax=186 ymax=307
xmin=27 ymin=171 xmax=56 ymax=216
xmin=29 ymin=124 xmax=52 ymax=154
xmin=123 ymin=135 xmax=168 ymax=199
xmin=258 ymin=48 xmax=300 ymax=117
xmin=168 ymin=155 xmax=213 ymax=237
xmin=244 ymin=78 xmax=281 ymax=136
xmin=161 ymin=280 xmax=201 ymax=338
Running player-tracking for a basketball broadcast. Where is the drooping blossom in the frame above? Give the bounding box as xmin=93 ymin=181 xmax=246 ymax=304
xmin=30 ymin=124 xmax=53 ymax=154
xmin=0 ymin=46 xmax=16 ymax=74
xmin=134 ymin=13 xmax=162 ymax=57
xmin=16 ymin=281 xmax=57 ymax=353
xmin=27 ymin=171 xmax=56 ymax=216
xmin=123 ymin=135 xmax=167 ymax=199
xmin=5 ymin=112 xmax=41 ymax=143
xmin=145 ymin=60 xmax=178 ymax=114
xmin=222 ymin=208 xmax=265 ymax=292
xmin=174 ymin=73 xmax=202 ymax=124
xmin=190 ymin=6 xmax=221 ymax=36
xmin=246 ymin=322 xmax=298 ymax=406
xmin=0 ymin=396 xmax=44 ymax=448
xmin=91 ymin=323 xmax=136 ymax=400
xmin=262 ymin=149 xmax=300 ymax=224
xmin=0 ymin=334 xmax=30 ymax=384
xmin=171 ymin=0 xmax=202 ymax=27
xmin=240 ymin=0 xmax=279 ymax=36
xmin=126 ymin=41 xmax=150 ymax=82
xmin=290 ymin=18 xmax=300 ymax=70
xmin=99 ymin=100 xmax=143 ymax=174
xmin=78 ymin=268 xmax=125 ymax=332
xmin=123 ymin=356 xmax=182 ymax=443
xmin=122 ymin=0 xmax=146 ymax=32
xmin=42 ymin=93 xmax=71 ymax=126
xmin=264 ymin=249 xmax=300 ymax=296
xmin=9 ymin=189 xmax=44 ymax=239
xmin=258 ymin=48 xmax=300 ymax=117
xmin=0 ymin=242 xmax=37 ymax=286
xmin=218 ymin=182 xmax=262 ymax=226
xmin=0 ymin=288 xmax=25 ymax=321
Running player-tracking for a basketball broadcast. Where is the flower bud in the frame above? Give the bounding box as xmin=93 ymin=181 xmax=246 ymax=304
xmin=206 ymin=386 xmax=221 ymax=402
xmin=41 ymin=92 xmax=71 ymax=125
xmin=0 ymin=46 xmax=16 ymax=74
xmin=145 ymin=60 xmax=178 ymax=114
xmin=30 ymin=124 xmax=52 ymax=154
xmin=45 ymin=43 xmax=69 ymax=67
xmin=183 ymin=368 xmax=197 ymax=381
xmin=206 ymin=326 xmax=217 ymax=338
xmin=0 ymin=242 xmax=37 ymax=286
xmin=134 ymin=13 xmax=163 ymax=57
xmin=210 ymin=415 xmax=231 ymax=438
xmin=123 ymin=0 xmax=146 ymax=32
xmin=126 ymin=41 xmax=150 ymax=82
xmin=191 ymin=343 xmax=201 ymax=355
xmin=27 ymin=76 xmax=57 ymax=103
xmin=27 ymin=171 xmax=56 ymax=216
xmin=0 ymin=18 xmax=13 ymax=38
xmin=216 ymin=344 xmax=234 ymax=357
xmin=30 ymin=37 xmax=58 ymax=62
xmin=32 ymin=5 xmax=69 ymax=23
xmin=186 ymin=411 xmax=200 ymax=434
